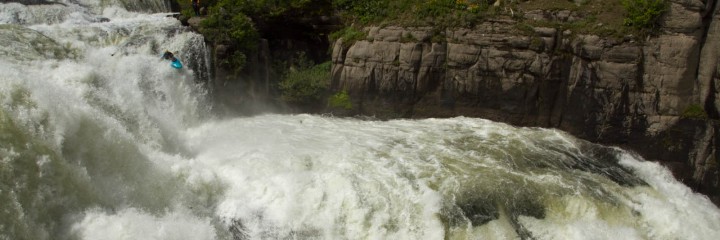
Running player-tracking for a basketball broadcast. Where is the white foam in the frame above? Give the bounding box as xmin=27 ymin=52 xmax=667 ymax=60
xmin=178 ymin=115 xmax=720 ymax=239
xmin=72 ymin=208 xmax=216 ymax=240
xmin=520 ymin=195 xmax=643 ymax=240
xmin=619 ymin=153 xmax=720 ymax=240
xmin=180 ymin=116 xmax=449 ymax=239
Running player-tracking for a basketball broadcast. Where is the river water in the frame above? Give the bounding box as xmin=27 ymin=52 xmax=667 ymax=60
xmin=1 ymin=1 xmax=719 ymax=240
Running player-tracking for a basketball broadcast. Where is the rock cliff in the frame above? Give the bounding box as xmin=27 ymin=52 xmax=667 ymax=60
xmin=331 ymin=0 xmax=720 ymax=204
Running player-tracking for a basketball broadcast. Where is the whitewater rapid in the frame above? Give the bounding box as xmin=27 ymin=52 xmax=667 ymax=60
xmin=1 ymin=1 xmax=720 ymax=240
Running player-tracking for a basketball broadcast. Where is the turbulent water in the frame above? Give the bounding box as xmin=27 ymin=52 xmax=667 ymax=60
xmin=1 ymin=1 xmax=720 ymax=240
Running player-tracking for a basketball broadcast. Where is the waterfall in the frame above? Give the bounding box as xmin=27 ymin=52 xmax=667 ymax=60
xmin=1 ymin=1 xmax=212 ymax=239
xmin=1 ymin=1 xmax=720 ymax=240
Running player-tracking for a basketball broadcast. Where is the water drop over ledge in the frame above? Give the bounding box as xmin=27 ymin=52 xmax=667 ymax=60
xmin=1 ymin=1 xmax=720 ymax=240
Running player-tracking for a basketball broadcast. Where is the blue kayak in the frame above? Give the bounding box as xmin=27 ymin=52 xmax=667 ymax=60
xmin=171 ymin=59 xmax=183 ymax=69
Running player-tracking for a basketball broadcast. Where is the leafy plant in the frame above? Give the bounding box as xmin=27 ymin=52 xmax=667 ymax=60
xmin=279 ymin=61 xmax=333 ymax=104
xmin=400 ymin=32 xmax=418 ymax=43
xmin=430 ymin=28 xmax=446 ymax=43
xmin=682 ymin=104 xmax=708 ymax=119
xmin=200 ymin=2 xmax=259 ymax=72
xmin=328 ymin=90 xmax=353 ymax=109
xmin=621 ymin=0 xmax=668 ymax=30
xmin=329 ymin=26 xmax=368 ymax=47
xmin=333 ymin=0 xmax=390 ymax=24
xmin=200 ymin=0 xmax=331 ymax=72
xmin=331 ymin=0 xmax=492 ymax=27
xmin=416 ymin=0 xmax=457 ymax=19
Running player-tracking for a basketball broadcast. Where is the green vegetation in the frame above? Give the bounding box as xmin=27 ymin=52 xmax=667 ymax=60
xmin=328 ymin=90 xmax=353 ymax=109
xmin=332 ymin=0 xmax=492 ymax=27
xmin=521 ymin=0 xmax=673 ymax=39
xmin=620 ymin=0 xmax=668 ymax=30
xmin=326 ymin=0 xmax=495 ymax=46
xmin=327 ymin=0 xmax=667 ymax=42
xmin=517 ymin=0 xmax=630 ymax=39
xmin=279 ymin=61 xmax=332 ymax=104
xmin=400 ymin=32 xmax=418 ymax=43
xmin=682 ymin=104 xmax=708 ymax=119
xmin=332 ymin=0 xmax=389 ymax=24
xmin=198 ymin=0 xmax=332 ymax=72
xmin=173 ymin=0 xmax=197 ymax=19
xmin=199 ymin=1 xmax=259 ymax=72
xmin=328 ymin=26 xmax=367 ymax=48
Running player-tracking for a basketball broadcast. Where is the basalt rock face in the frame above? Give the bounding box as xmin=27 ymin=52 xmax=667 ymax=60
xmin=331 ymin=0 xmax=720 ymax=204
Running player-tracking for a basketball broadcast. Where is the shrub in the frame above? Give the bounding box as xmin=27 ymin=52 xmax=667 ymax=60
xmin=400 ymin=32 xmax=418 ymax=43
xmin=416 ymin=0 xmax=457 ymax=19
xmin=200 ymin=0 xmax=331 ymax=72
xmin=328 ymin=90 xmax=353 ymax=109
xmin=333 ymin=0 xmax=389 ymax=24
xmin=331 ymin=0 xmax=490 ymax=27
xmin=682 ymin=104 xmax=708 ymax=119
xmin=621 ymin=0 xmax=668 ymax=30
xmin=201 ymin=2 xmax=259 ymax=72
xmin=329 ymin=26 xmax=367 ymax=47
xmin=279 ymin=61 xmax=333 ymax=104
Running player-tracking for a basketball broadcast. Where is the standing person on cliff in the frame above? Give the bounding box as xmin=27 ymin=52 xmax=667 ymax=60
xmin=191 ymin=0 xmax=200 ymax=16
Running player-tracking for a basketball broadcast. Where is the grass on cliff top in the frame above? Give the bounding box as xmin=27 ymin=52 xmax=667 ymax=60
xmin=518 ymin=0 xmax=631 ymax=37
xmin=334 ymin=0 xmax=497 ymax=28
xmin=519 ymin=0 xmax=627 ymax=26
xmin=335 ymin=0 xmax=652 ymax=40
